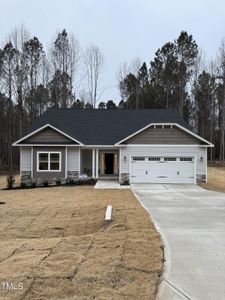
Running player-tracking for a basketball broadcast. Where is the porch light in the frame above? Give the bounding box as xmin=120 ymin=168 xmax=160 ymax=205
xmin=200 ymin=156 xmax=203 ymax=162
xmin=123 ymin=155 xmax=127 ymax=161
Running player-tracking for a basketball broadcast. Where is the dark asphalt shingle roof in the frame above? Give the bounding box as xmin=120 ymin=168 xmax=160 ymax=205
xmin=28 ymin=108 xmax=191 ymax=145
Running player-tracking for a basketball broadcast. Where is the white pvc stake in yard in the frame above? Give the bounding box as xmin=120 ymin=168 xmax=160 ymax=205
xmin=105 ymin=205 xmax=112 ymax=224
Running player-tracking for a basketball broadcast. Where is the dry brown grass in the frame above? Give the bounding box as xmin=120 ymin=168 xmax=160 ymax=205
xmin=0 ymin=175 xmax=20 ymax=190
xmin=200 ymin=166 xmax=225 ymax=193
xmin=0 ymin=184 xmax=163 ymax=300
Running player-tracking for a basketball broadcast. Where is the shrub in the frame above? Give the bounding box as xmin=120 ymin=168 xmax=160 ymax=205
xmin=20 ymin=180 xmax=36 ymax=189
xmin=121 ymin=180 xmax=129 ymax=186
xmin=66 ymin=178 xmax=75 ymax=184
xmin=20 ymin=182 xmax=26 ymax=188
xmin=7 ymin=174 xmax=15 ymax=190
xmin=43 ymin=180 xmax=49 ymax=187
xmin=31 ymin=181 xmax=36 ymax=188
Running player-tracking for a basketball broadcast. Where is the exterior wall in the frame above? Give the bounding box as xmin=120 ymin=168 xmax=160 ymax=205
xmin=21 ymin=146 xmax=31 ymax=171
xmin=80 ymin=149 xmax=92 ymax=176
xmin=33 ymin=146 xmax=66 ymax=180
xmin=20 ymin=144 xmax=207 ymax=184
xmin=120 ymin=145 xmax=207 ymax=183
xmin=67 ymin=147 xmax=80 ymax=179
xmin=21 ymin=147 xmax=32 ymax=182
xmin=124 ymin=126 xmax=202 ymax=145
xmin=24 ymin=127 xmax=77 ymax=144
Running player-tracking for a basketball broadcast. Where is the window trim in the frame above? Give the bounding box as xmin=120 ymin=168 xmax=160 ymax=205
xmin=37 ymin=151 xmax=62 ymax=172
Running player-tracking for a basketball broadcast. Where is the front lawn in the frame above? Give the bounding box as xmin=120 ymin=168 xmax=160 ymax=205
xmin=0 ymin=185 xmax=163 ymax=300
xmin=201 ymin=166 xmax=225 ymax=193
xmin=0 ymin=175 xmax=20 ymax=190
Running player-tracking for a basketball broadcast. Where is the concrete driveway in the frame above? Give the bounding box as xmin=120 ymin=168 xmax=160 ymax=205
xmin=132 ymin=184 xmax=225 ymax=300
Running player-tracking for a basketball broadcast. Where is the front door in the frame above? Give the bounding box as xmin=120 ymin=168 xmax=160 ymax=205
xmin=105 ymin=153 xmax=114 ymax=174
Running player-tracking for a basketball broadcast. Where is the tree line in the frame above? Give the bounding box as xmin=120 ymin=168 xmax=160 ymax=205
xmin=0 ymin=27 xmax=224 ymax=171
xmin=118 ymin=32 xmax=225 ymax=164
xmin=0 ymin=26 xmax=104 ymax=170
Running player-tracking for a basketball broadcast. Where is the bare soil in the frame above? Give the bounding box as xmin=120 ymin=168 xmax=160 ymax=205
xmin=0 ymin=184 xmax=163 ymax=300
xmin=200 ymin=166 xmax=225 ymax=193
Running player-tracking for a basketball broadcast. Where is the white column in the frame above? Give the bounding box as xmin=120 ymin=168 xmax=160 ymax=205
xmin=119 ymin=147 xmax=121 ymax=182
xmin=31 ymin=146 xmax=33 ymax=178
xmin=65 ymin=146 xmax=68 ymax=178
xmin=92 ymin=149 xmax=95 ymax=178
xmin=95 ymin=148 xmax=99 ymax=178
xmin=78 ymin=147 xmax=81 ymax=176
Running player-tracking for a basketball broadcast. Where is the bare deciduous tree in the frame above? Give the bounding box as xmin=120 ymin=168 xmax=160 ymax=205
xmin=8 ymin=24 xmax=30 ymax=52
xmin=84 ymin=44 xmax=104 ymax=108
xmin=117 ymin=56 xmax=142 ymax=100
xmin=49 ymin=29 xmax=81 ymax=107
xmin=190 ymin=48 xmax=206 ymax=130
xmin=117 ymin=57 xmax=141 ymax=84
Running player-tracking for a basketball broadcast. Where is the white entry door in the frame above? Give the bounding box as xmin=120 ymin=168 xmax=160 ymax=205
xmin=130 ymin=156 xmax=196 ymax=184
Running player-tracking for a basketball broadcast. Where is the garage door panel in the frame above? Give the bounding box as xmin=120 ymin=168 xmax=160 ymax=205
xmin=148 ymin=162 xmax=179 ymax=177
xmin=130 ymin=156 xmax=195 ymax=184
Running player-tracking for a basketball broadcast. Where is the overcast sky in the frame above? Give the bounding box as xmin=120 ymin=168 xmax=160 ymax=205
xmin=0 ymin=0 xmax=225 ymax=102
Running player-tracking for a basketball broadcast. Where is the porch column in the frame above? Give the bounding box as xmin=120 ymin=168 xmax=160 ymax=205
xmin=92 ymin=149 xmax=95 ymax=178
xmin=119 ymin=147 xmax=121 ymax=182
xmin=95 ymin=148 xmax=99 ymax=178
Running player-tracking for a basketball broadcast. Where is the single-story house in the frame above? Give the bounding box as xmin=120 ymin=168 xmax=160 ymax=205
xmin=13 ymin=108 xmax=213 ymax=184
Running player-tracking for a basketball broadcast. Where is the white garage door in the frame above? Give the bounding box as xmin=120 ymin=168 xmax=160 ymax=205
xmin=130 ymin=156 xmax=196 ymax=184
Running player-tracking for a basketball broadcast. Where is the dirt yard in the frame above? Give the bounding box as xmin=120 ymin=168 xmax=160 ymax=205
xmin=0 ymin=184 xmax=163 ymax=300
xmin=200 ymin=166 xmax=225 ymax=193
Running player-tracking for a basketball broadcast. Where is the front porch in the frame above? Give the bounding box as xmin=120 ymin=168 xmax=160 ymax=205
xmin=80 ymin=148 xmax=120 ymax=180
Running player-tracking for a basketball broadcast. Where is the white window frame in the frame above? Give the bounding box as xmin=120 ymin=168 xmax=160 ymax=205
xmin=37 ymin=151 xmax=62 ymax=172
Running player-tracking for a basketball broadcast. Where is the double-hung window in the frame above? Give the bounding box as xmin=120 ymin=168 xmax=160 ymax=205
xmin=37 ymin=152 xmax=61 ymax=172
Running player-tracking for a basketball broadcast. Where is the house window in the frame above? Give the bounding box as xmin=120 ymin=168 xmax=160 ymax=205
xmin=37 ymin=152 xmax=61 ymax=171
xmin=164 ymin=157 xmax=177 ymax=162
xmin=148 ymin=157 xmax=160 ymax=161
xmin=133 ymin=156 xmax=145 ymax=161
xmin=180 ymin=157 xmax=193 ymax=162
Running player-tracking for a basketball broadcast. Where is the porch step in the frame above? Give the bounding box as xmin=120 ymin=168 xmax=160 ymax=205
xmin=98 ymin=177 xmax=119 ymax=181
xmin=94 ymin=180 xmax=130 ymax=189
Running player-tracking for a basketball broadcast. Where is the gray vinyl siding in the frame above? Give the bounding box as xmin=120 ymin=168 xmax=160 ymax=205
xmin=67 ymin=147 xmax=80 ymax=174
xmin=120 ymin=145 xmax=207 ymax=178
xmin=21 ymin=147 xmax=31 ymax=171
xmin=124 ymin=126 xmax=202 ymax=145
xmin=33 ymin=146 xmax=66 ymax=180
xmin=24 ymin=127 xmax=77 ymax=144
xmin=80 ymin=149 xmax=92 ymax=174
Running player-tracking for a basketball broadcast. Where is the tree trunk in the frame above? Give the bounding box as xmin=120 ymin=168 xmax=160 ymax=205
xmin=180 ymin=79 xmax=184 ymax=117
xmin=222 ymin=91 xmax=225 ymax=165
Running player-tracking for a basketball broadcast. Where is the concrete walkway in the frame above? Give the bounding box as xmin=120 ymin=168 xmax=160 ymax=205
xmin=132 ymin=184 xmax=225 ymax=300
xmin=94 ymin=180 xmax=130 ymax=189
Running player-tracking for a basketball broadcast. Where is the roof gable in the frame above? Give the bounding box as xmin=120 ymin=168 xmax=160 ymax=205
xmin=13 ymin=124 xmax=83 ymax=146
xmin=121 ymin=125 xmax=201 ymax=144
xmin=116 ymin=123 xmax=213 ymax=146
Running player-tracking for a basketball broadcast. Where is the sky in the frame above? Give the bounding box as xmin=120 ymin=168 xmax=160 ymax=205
xmin=0 ymin=0 xmax=225 ymax=102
